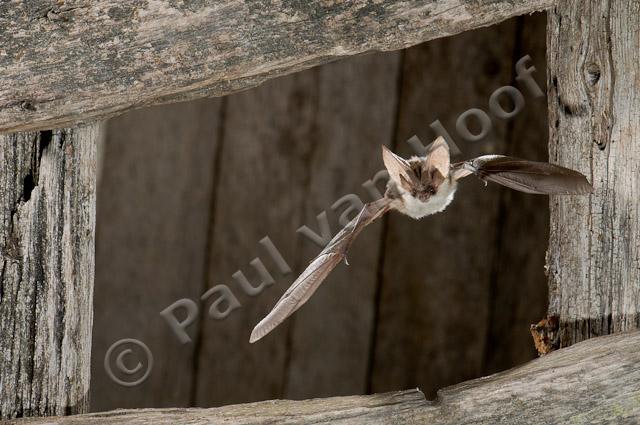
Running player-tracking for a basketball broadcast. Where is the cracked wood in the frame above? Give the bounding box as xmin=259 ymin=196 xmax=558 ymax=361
xmin=0 ymin=125 xmax=100 ymax=419
xmin=0 ymin=0 xmax=555 ymax=133
xmin=8 ymin=331 xmax=640 ymax=424
xmin=546 ymin=0 xmax=640 ymax=347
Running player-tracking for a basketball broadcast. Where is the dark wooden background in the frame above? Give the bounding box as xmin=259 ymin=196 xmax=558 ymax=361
xmin=91 ymin=13 xmax=549 ymax=411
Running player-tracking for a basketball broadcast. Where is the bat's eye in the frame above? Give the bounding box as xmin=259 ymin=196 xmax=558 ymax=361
xmin=416 ymin=186 xmax=436 ymax=200
xmin=410 ymin=188 xmax=417 ymax=196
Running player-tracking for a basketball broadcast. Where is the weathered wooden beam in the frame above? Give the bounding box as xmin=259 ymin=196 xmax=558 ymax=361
xmin=9 ymin=330 xmax=640 ymax=424
xmin=546 ymin=0 xmax=640 ymax=349
xmin=0 ymin=0 xmax=555 ymax=134
xmin=0 ymin=125 xmax=100 ymax=419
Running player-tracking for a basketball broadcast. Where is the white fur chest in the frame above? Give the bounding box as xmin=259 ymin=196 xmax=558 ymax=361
xmin=393 ymin=178 xmax=458 ymax=219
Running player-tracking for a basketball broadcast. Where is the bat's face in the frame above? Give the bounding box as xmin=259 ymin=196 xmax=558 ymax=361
xmin=381 ymin=136 xmax=451 ymax=202
xmin=403 ymin=162 xmax=446 ymax=202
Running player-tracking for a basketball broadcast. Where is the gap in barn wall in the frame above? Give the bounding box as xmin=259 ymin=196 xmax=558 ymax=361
xmin=91 ymin=12 xmax=549 ymax=411
xmin=368 ymin=12 xmax=549 ymax=399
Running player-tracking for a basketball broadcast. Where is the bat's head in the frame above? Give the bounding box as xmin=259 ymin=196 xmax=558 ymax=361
xmin=381 ymin=137 xmax=450 ymax=202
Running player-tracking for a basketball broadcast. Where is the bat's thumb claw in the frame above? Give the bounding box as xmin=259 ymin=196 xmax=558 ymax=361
xmin=344 ymin=257 xmax=350 ymax=266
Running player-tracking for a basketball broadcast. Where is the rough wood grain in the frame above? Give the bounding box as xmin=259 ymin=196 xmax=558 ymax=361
xmin=481 ymin=13 xmax=549 ymax=374
xmin=11 ymin=331 xmax=640 ymax=424
xmin=0 ymin=125 xmax=99 ymax=419
xmin=90 ymin=99 xmax=223 ymax=411
xmin=0 ymin=0 xmax=556 ymax=134
xmin=370 ymin=18 xmax=522 ymax=398
xmin=546 ymin=0 xmax=640 ymax=348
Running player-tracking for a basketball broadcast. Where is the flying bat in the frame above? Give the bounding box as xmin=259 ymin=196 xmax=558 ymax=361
xmin=250 ymin=137 xmax=593 ymax=343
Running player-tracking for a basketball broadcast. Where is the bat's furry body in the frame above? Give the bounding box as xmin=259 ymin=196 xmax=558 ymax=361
xmin=250 ymin=137 xmax=592 ymax=343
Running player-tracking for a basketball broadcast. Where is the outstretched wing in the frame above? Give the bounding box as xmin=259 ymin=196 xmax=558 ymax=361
xmin=451 ymin=155 xmax=593 ymax=194
xmin=250 ymin=197 xmax=392 ymax=343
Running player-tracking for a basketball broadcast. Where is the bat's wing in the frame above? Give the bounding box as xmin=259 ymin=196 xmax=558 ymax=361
xmin=451 ymin=155 xmax=593 ymax=194
xmin=250 ymin=197 xmax=392 ymax=343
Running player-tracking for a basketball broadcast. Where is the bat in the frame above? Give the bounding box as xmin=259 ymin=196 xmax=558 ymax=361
xmin=249 ymin=137 xmax=593 ymax=343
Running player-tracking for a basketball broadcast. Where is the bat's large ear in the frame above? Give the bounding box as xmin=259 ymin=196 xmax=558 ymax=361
xmin=425 ymin=136 xmax=450 ymax=177
xmin=381 ymin=145 xmax=411 ymax=186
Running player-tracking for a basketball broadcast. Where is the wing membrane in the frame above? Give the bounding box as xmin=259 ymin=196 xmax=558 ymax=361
xmin=452 ymin=155 xmax=593 ymax=194
xmin=250 ymin=198 xmax=392 ymax=343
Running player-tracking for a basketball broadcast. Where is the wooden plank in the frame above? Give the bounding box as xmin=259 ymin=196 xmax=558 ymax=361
xmin=0 ymin=0 xmax=556 ymax=133
xmin=480 ymin=13 xmax=550 ymax=373
xmin=369 ymin=18 xmax=523 ymax=398
xmin=546 ymin=0 xmax=640 ymax=348
xmin=193 ymin=51 xmax=400 ymax=405
xmin=89 ymin=99 xmax=223 ymax=411
xmin=10 ymin=331 xmax=640 ymax=424
xmin=282 ymin=52 xmax=401 ymax=399
xmin=192 ymin=68 xmax=321 ymax=406
xmin=0 ymin=125 xmax=99 ymax=419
